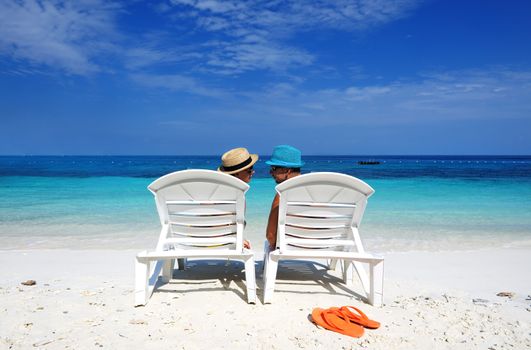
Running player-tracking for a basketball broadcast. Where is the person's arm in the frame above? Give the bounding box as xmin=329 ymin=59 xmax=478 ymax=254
xmin=266 ymin=194 xmax=280 ymax=250
xmin=243 ymin=201 xmax=250 ymax=249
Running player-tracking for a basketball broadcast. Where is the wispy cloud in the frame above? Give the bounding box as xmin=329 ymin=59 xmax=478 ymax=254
xmin=202 ymin=40 xmax=313 ymax=74
xmin=124 ymin=46 xmax=203 ymax=70
xmin=211 ymin=67 xmax=531 ymax=126
xmin=164 ymin=0 xmax=420 ymax=74
xmin=122 ymin=30 xmax=206 ymax=70
xmin=0 ymin=1 xmax=422 ymax=86
xmin=170 ymin=0 xmax=418 ymax=32
xmin=129 ymin=73 xmax=226 ymax=97
xmin=0 ymin=0 xmax=119 ymax=75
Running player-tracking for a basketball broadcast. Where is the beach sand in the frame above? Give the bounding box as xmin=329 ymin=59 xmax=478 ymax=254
xmin=1 ymin=248 xmax=530 ymax=349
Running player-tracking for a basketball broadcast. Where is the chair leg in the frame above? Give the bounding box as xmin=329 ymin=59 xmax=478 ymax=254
xmin=328 ymin=258 xmax=339 ymax=270
xmin=244 ymin=256 xmax=257 ymax=304
xmin=368 ymin=260 xmax=384 ymax=306
xmin=177 ymin=258 xmax=186 ymax=270
xmin=342 ymin=260 xmax=353 ymax=286
xmin=262 ymin=240 xmax=271 ymax=280
xmin=262 ymin=256 xmax=267 ymax=275
xmin=353 ymin=261 xmax=370 ymax=296
xmin=263 ymin=253 xmax=278 ymax=304
xmin=134 ymin=258 xmax=150 ymax=306
xmin=161 ymin=259 xmax=174 ymax=283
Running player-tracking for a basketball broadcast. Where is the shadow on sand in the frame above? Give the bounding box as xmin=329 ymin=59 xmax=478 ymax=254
xmin=153 ymin=259 xmax=364 ymax=304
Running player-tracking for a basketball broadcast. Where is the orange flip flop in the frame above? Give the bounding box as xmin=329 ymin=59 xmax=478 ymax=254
xmin=311 ymin=308 xmax=364 ymax=338
xmin=339 ymin=306 xmax=380 ymax=329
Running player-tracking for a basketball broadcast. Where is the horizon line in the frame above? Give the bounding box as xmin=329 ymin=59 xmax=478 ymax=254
xmin=1 ymin=154 xmax=530 ymax=157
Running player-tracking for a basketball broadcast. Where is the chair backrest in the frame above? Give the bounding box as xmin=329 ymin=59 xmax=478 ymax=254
xmin=148 ymin=170 xmax=249 ymax=252
xmin=275 ymin=172 xmax=374 ymax=253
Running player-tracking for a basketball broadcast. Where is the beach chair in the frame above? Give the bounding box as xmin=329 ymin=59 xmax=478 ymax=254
xmin=262 ymin=172 xmax=384 ymax=306
xmin=135 ymin=170 xmax=256 ymax=306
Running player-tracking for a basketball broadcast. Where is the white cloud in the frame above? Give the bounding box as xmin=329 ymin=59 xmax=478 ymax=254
xmin=345 ymin=86 xmax=392 ymax=100
xmin=191 ymin=0 xmax=241 ymax=14
xmin=171 ymin=0 xmax=418 ymax=32
xmin=130 ymin=73 xmax=226 ymax=98
xmin=124 ymin=45 xmax=204 ymax=70
xmin=0 ymin=1 xmax=422 ymax=78
xmin=164 ymin=0 xmax=420 ymax=74
xmin=214 ymin=67 xmax=531 ymax=126
xmin=204 ymin=41 xmax=313 ymax=74
xmin=0 ymin=0 xmax=119 ymax=75
xmin=125 ymin=48 xmax=171 ymax=70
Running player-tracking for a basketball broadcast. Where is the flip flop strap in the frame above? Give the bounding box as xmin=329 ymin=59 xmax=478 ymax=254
xmin=321 ymin=310 xmax=350 ymax=331
xmin=340 ymin=306 xmax=367 ymax=321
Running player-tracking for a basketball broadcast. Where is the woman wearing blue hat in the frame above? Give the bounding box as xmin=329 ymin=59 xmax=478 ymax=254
xmin=265 ymin=145 xmax=305 ymax=250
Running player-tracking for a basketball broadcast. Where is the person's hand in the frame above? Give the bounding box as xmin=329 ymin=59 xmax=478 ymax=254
xmin=243 ymin=239 xmax=251 ymax=249
xmin=269 ymin=243 xmax=276 ymax=251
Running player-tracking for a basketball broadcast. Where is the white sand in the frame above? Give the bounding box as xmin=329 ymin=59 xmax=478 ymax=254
xmin=1 ymin=248 xmax=530 ymax=349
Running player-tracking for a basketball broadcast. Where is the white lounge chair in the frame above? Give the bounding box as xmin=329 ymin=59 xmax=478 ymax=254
xmin=262 ymin=172 xmax=384 ymax=306
xmin=135 ymin=170 xmax=256 ymax=306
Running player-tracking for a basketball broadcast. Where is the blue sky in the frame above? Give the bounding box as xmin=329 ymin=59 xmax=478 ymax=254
xmin=1 ymin=0 xmax=530 ymax=155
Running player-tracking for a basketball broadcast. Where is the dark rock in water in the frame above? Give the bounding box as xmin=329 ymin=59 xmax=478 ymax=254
xmin=21 ymin=280 xmax=36 ymax=286
xmin=358 ymin=161 xmax=381 ymax=165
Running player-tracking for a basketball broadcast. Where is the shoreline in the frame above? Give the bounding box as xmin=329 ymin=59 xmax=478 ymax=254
xmin=1 ymin=234 xmax=530 ymax=253
xmin=1 ymin=247 xmax=530 ymax=349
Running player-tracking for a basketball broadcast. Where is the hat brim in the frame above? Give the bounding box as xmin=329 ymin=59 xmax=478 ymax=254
xmin=265 ymin=159 xmax=305 ymax=168
xmin=218 ymin=154 xmax=259 ymax=174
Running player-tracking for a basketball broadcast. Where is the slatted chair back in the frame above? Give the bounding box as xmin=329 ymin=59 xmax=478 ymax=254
xmin=275 ymin=172 xmax=374 ymax=254
xmin=148 ymin=170 xmax=249 ymax=252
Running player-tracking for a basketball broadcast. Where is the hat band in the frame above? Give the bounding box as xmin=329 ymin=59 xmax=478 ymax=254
xmin=221 ymin=157 xmax=252 ymax=172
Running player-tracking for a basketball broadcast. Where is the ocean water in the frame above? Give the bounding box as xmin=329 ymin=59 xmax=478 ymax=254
xmin=0 ymin=156 xmax=530 ymax=252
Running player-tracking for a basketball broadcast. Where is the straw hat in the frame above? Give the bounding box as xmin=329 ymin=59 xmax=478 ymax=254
xmin=218 ymin=147 xmax=259 ymax=174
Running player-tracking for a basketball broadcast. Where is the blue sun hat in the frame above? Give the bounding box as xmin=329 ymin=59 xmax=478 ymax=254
xmin=266 ymin=145 xmax=305 ymax=168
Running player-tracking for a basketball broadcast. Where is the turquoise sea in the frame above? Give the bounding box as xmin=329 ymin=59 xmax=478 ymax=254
xmin=1 ymin=156 xmax=530 ymax=252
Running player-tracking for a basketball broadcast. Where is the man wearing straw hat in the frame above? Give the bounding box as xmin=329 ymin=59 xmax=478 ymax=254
xmin=218 ymin=147 xmax=259 ymax=249
xmin=265 ymin=145 xmax=305 ymax=250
